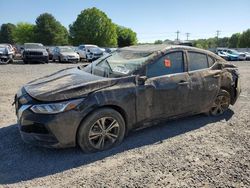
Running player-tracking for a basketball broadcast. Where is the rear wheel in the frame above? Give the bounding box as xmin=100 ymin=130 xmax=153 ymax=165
xmin=209 ymin=90 xmax=230 ymax=116
xmin=77 ymin=108 xmax=126 ymax=153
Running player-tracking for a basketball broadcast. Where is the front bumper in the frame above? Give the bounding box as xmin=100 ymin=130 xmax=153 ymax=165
xmin=23 ymin=55 xmax=48 ymax=63
xmin=0 ymin=55 xmax=12 ymax=63
xmin=15 ymin=94 xmax=84 ymax=148
xmin=62 ymin=56 xmax=79 ymax=62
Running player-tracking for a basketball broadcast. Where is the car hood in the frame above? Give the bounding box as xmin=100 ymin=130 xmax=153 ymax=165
xmin=24 ymin=67 xmax=117 ymax=102
xmin=25 ymin=48 xmax=47 ymax=52
xmin=60 ymin=52 xmax=78 ymax=56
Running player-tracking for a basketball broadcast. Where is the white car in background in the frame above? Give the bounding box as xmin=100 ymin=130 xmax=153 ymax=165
xmin=76 ymin=44 xmax=104 ymax=62
xmin=244 ymin=52 xmax=250 ymax=60
xmin=0 ymin=44 xmax=14 ymax=64
xmin=86 ymin=47 xmax=105 ymax=62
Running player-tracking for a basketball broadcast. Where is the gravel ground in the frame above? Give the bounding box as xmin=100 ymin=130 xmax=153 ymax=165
xmin=0 ymin=62 xmax=249 ymax=187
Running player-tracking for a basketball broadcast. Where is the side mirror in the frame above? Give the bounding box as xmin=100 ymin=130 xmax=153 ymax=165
xmin=137 ymin=76 xmax=147 ymax=85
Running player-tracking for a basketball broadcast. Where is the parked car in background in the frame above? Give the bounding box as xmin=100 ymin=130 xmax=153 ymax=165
xmin=0 ymin=44 xmax=14 ymax=64
xmin=244 ymin=52 xmax=250 ymax=60
xmin=217 ymin=49 xmax=229 ymax=60
xmin=86 ymin=47 xmax=105 ymax=62
xmin=224 ymin=49 xmax=246 ymax=61
xmin=76 ymin=44 xmax=104 ymax=61
xmin=52 ymin=46 xmax=79 ymax=63
xmin=15 ymin=45 xmax=240 ymax=152
xmin=22 ymin=43 xmax=49 ymax=64
xmin=2 ymin=43 xmax=16 ymax=57
xmin=46 ymin=46 xmax=55 ymax=60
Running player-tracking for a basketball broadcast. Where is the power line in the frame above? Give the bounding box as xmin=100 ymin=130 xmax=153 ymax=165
xmin=216 ymin=30 xmax=221 ymax=47
xmin=186 ymin=32 xmax=190 ymax=41
xmin=175 ymin=30 xmax=180 ymax=41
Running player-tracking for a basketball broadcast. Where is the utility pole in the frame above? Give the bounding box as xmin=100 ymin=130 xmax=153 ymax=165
xmin=175 ymin=30 xmax=180 ymax=41
xmin=186 ymin=33 xmax=190 ymax=41
xmin=216 ymin=30 xmax=221 ymax=47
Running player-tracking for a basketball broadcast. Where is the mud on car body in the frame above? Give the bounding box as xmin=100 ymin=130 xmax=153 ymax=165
xmin=15 ymin=45 xmax=241 ymax=152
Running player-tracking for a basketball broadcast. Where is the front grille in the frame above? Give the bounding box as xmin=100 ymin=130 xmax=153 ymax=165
xmin=20 ymin=123 xmax=49 ymax=134
xmin=26 ymin=51 xmax=43 ymax=56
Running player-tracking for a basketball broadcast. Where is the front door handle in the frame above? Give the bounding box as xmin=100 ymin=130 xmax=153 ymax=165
xmin=178 ymin=81 xmax=189 ymax=85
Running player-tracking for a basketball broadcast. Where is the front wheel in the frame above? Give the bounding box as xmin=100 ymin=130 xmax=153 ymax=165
xmin=77 ymin=108 xmax=126 ymax=153
xmin=209 ymin=90 xmax=231 ymax=116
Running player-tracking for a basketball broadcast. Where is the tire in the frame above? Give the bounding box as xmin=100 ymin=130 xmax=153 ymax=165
xmin=209 ymin=90 xmax=231 ymax=116
xmin=77 ymin=108 xmax=126 ymax=153
xmin=58 ymin=57 xmax=62 ymax=63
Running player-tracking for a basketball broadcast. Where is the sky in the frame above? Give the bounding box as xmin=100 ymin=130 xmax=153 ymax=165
xmin=0 ymin=0 xmax=250 ymax=43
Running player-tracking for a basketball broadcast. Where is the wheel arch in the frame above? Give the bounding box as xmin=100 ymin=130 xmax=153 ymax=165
xmin=220 ymin=86 xmax=233 ymax=104
xmin=75 ymin=104 xmax=129 ymax=146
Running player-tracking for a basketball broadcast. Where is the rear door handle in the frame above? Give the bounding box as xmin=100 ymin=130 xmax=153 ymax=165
xmin=213 ymin=74 xmax=220 ymax=78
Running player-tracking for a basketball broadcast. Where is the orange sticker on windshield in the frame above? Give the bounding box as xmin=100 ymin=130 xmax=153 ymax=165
xmin=164 ymin=59 xmax=171 ymax=67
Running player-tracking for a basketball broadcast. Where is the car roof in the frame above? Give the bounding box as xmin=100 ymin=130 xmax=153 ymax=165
xmin=122 ymin=44 xmax=218 ymax=56
xmin=79 ymin=44 xmax=97 ymax=47
xmin=118 ymin=44 xmax=226 ymax=63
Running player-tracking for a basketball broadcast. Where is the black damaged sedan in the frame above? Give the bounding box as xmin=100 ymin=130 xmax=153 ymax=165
xmin=15 ymin=45 xmax=241 ymax=152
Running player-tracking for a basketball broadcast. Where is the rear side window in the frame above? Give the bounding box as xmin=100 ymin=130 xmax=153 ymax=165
xmin=188 ymin=52 xmax=208 ymax=71
xmin=147 ymin=51 xmax=184 ymax=78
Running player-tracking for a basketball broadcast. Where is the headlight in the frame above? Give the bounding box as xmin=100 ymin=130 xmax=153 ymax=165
xmin=43 ymin=51 xmax=48 ymax=56
xmin=30 ymin=99 xmax=83 ymax=114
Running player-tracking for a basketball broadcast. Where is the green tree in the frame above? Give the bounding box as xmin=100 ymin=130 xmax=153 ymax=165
xmin=229 ymin=33 xmax=240 ymax=48
xmin=116 ymin=26 xmax=137 ymax=47
xmin=69 ymin=7 xmax=117 ymax=46
xmin=207 ymin=38 xmax=217 ymax=48
xmin=194 ymin=39 xmax=208 ymax=49
xmin=218 ymin=37 xmax=229 ymax=47
xmin=0 ymin=23 xmax=16 ymax=44
xmin=238 ymin=29 xmax=250 ymax=48
xmin=154 ymin=40 xmax=163 ymax=44
xmin=34 ymin=13 xmax=68 ymax=45
xmin=12 ymin=22 xmax=35 ymax=44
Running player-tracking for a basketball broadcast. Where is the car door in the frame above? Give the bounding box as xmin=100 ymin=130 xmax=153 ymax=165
xmin=187 ymin=51 xmax=221 ymax=113
xmin=136 ymin=50 xmax=192 ymax=123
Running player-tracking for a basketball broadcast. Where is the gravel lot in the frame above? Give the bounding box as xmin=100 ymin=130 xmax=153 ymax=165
xmin=0 ymin=62 xmax=249 ymax=187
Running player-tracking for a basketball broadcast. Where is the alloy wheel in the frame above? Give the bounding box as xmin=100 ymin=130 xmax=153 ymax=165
xmin=88 ymin=117 xmax=120 ymax=150
xmin=210 ymin=95 xmax=230 ymax=116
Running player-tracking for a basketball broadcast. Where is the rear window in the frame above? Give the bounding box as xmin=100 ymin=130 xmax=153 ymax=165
xmin=188 ymin=52 xmax=208 ymax=71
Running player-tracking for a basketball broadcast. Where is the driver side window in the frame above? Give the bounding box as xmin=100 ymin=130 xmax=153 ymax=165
xmin=146 ymin=51 xmax=184 ymax=78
